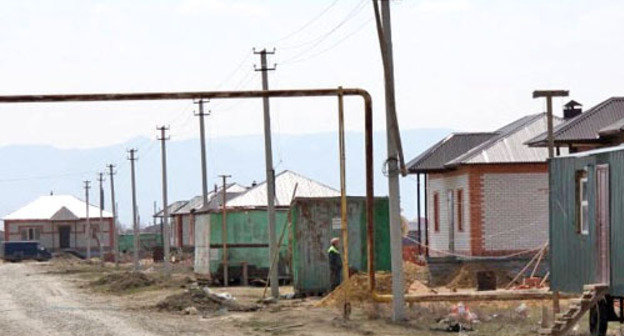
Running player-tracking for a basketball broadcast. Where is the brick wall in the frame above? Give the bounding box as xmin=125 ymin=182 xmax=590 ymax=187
xmin=482 ymin=172 xmax=549 ymax=252
xmin=426 ymin=163 xmax=549 ymax=256
xmin=427 ymin=172 xmax=471 ymax=256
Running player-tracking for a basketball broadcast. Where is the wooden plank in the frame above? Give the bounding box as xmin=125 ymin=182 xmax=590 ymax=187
xmin=372 ymin=290 xmax=575 ymax=303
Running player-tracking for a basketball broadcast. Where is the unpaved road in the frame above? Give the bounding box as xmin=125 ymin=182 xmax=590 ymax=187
xmin=0 ymin=262 xmax=219 ymax=336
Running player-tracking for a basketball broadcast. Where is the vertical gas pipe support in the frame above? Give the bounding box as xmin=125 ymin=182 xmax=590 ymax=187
xmin=337 ymin=87 xmax=350 ymax=318
xmin=363 ymin=92 xmax=375 ymax=292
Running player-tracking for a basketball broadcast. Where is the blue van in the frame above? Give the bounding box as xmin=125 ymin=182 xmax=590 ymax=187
xmin=1 ymin=241 xmax=52 ymax=262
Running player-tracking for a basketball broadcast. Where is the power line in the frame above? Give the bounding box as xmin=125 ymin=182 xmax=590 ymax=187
xmin=269 ymin=0 xmax=341 ymax=45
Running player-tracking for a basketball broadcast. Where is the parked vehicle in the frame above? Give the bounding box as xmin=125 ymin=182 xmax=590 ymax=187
xmin=0 ymin=241 xmax=52 ymax=262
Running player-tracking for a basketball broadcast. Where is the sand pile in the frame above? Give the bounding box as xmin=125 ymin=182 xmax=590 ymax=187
xmin=317 ymin=262 xmax=431 ymax=307
xmin=92 ymin=271 xmax=155 ymax=292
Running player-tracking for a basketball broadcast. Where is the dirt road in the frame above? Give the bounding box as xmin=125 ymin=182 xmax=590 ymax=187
xmin=0 ymin=262 xmax=219 ymax=336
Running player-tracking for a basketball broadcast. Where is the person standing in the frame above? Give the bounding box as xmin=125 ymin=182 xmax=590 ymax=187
xmin=328 ymin=237 xmax=342 ymax=290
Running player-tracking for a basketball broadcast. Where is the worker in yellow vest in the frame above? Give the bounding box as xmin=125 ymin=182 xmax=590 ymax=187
xmin=328 ymin=237 xmax=342 ymax=290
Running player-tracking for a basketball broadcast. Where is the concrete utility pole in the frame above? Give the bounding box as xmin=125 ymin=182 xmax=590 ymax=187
xmin=219 ymin=174 xmax=231 ymax=286
xmin=157 ymin=126 xmax=172 ymax=275
xmin=532 ymin=90 xmax=569 ymax=158
xmin=107 ymin=164 xmax=119 ymax=267
xmin=128 ymin=148 xmax=140 ymax=272
xmin=195 ymin=100 xmax=210 ymax=209
xmin=373 ymin=0 xmax=405 ymax=321
xmin=84 ymin=180 xmax=91 ymax=259
xmin=97 ymin=172 xmax=105 ymax=262
xmin=254 ymin=48 xmax=279 ymax=299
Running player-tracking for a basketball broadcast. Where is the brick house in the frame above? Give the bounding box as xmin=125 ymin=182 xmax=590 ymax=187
xmin=3 ymin=194 xmax=114 ymax=253
xmin=407 ymin=113 xmax=563 ymax=257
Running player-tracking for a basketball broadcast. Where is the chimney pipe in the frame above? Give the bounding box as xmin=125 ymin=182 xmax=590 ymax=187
xmin=563 ymin=100 xmax=582 ymax=120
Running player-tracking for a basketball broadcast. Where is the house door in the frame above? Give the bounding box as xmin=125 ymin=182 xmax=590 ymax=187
xmin=447 ymin=190 xmax=455 ymax=253
xmin=596 ymin=164 xmax=610 ymax=285
xmin=59 ymin=226 xmax=71 ymax=249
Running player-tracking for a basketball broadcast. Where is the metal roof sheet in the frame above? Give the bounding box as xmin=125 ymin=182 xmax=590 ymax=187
xmin=406 ymin=133 xmax=496 ymax=172
xmin=527 ymin=97 xmax=624 ymax=145
xmin=408 ymin=113 xmax=558 ymax=172
xmin=4 ymin=194 xmax=113 ymax=220
xmin=448 ymin=113 xmax=559 ymax=165
xmin=154 ymin=200 xmax=189 ymax=218
xmin=172 ymin=183 xmax=247 ymax=215
xmin=226 ymin=170 xmax=339 ymax=208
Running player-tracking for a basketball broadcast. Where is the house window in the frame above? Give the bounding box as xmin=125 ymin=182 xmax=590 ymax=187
xmin=576 ymin=170 xmax=589 ymax=235
xmin=457 ymin=189 xmax=464 ymax=231
xmin=433 ymin=192 xmax=440 ymax=232
xmin=20 ymin=227 xmax=41 ymax=241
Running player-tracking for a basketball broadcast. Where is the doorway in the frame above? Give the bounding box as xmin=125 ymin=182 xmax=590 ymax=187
xmin=595 ymin=164 xmax=610 ymax=284
xmin=59 ymin=226 xmax=71 ymax=249
xmin=447 ymin=190 xmax=455 ymax=253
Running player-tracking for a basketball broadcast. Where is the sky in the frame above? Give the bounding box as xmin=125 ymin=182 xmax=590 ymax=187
xmin=0 ymin=0 xmax=623 ymax=217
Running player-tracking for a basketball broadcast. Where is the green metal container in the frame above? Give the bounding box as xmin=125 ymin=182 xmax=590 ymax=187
xmin=550 ymin=147 xmax=624 ymax=295
xmin=118 ymin=233 xmax=162 ymax=253
xmin=290 ymin=196 xmax=390 ymax=295
xmin=196 ymin=209 xmax=290 ymax=279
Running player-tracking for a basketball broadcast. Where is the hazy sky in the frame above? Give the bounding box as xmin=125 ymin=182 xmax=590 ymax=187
xmin=1 ymin=0 xmax=623 ymax=164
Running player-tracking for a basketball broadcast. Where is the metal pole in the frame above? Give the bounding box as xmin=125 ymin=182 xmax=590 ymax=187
xmin=424 ymin=174 xmax=429 ymax=257
xmin=107 ymin=164 xmax=119 ymax=267
xmin=378 ymin=0 xmax=406 ymax=320
xmin=338 ymin=87 xmax=351 ymax=319
xmin=98 ymin=172 xmax=105 ymax=262
xmin=416 ymin=173 xmax=421 ymax=255
xmin=128 ymin=148 xmax=139 ymax=271
xmin=84 ymin=180 xmax=91 ymax=259
xmin=158 ymin=126 xmax=171 ymax=275
xmin=220 ymin=174 xmax=231 ymax=286
xmin=255 ymin=48 xmax=279 ymax=299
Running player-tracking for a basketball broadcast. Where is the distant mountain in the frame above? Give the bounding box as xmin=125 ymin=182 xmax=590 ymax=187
xmin=0 ymin=128 xmax=451 ymax=228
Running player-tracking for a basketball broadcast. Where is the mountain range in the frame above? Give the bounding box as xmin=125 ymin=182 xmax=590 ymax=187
xmin=0 ymin=128 xmax=451 ymax=228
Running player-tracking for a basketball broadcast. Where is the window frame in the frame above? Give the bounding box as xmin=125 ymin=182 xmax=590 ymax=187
xmin=433 ymin=192 xmax=440 ymax=232
xmin=576 ymin=169 xmax=589 ymax=235
xmin=456 ymin=189 xmax=464 ymax=232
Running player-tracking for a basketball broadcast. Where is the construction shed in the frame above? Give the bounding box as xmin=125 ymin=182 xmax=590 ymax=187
xmin=549 ymin=145 xmax=624 ymax=295
xmin=290 ymin=196 xmax=390 ymax=296
xmin=193 ymin=170 xmax=340 ymax=280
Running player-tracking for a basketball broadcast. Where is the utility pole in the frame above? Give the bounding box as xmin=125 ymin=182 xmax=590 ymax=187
xmin=97 ymin=172 xmax=105 ymax=262
xmin=84 ymin=180 xmax=91 ymax=260
xmin=157 ymin=125 xmax=172 ymax=275
xmin=128 ymin=148 xmax=140 ymax=272
xmin=533 ymin=89 xmax=568 ymax=317
xmin=219 ymin=174 xmax=231 ymax=286
xmin=107 ymin=164 xmax=119 ymax=267
xmin=254 ymin=48 xmax=279 ymax=299
xmin=373 ymin=0 xmax=405 ymax=320
xmin=532 ymin=90 xmax=569 ymax=158
xmin=195 ymin=100 xmax=210 ymax=209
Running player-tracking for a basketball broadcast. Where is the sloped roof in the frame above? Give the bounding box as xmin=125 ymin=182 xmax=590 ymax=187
xmin=598 ymin=117 xmax=624 ymax=137
xmin=447 ymin=113 xmax=559 ymax=165
xmin=226 ymin=170 xmax=340 ymax=208
xmin=406 ymin=133 xmax=496 ymax=172
xmin=154 ymin=200 xmax=189 ymax=218
xmin=4 ymin=195 xmax=113 ymax=221
xmin=527 ymin=97 xmax=624 ymax=145
xmin=408 ymin=113 xmax=557 ymax=173
xmin=172 ymin=183 xmax=247 ymax=215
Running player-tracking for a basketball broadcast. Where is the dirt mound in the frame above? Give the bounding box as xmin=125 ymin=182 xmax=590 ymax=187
xmin=446 ymin=264 xmax=514 ymax=289
xmin=317 ymin=262 xmax=431 ymax=307
xmin=156 ymin=288 xmax=222 ymax=313
xmin=156 ymin=287 xmax=259 ymax=314
xmin=92 ymin=271 xmax=155 ymax=292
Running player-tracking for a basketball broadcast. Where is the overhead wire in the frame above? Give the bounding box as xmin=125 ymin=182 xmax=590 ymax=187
xmin=269 ymin=0 xmax=341 ymax=46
